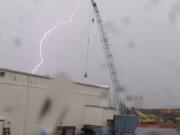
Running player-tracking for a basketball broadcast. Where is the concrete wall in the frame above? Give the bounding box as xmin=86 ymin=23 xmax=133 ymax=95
xmin=0 ymin=69 xmax=112 ymax=135
xmin=84 ymin=105 xmax=118 ymax=127
xmin=43 ymin=75 xmax=111 ymax=133
xmin=0 ymin=69 xmax=49 ymax=135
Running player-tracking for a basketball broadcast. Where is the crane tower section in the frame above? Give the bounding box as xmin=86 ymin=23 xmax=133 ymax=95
xmin=90 ymin=0 xmax=127 ymax=113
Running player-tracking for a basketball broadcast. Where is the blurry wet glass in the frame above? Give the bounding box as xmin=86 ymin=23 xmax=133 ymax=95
xmin=127 ymin=41 xmax=136 ymax=50
xmin=150 ymin=0 xmax=159 ymax=6
xmin=99 ymin=62 xmax=107 ymax=70
xmin=170 ymin=3 xmax=180 ymax=29
xmin=122 ymin=17 xmax=131 ymax=26
xmin=104 ymin=21 xmax=120 ymax=34
xmin=13 ymin=37 xmax=22 ymax=47
xmin=38 ymin=98 xmax=52 ymax=121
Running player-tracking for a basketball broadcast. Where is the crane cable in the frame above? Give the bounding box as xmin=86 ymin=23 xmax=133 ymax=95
xmin=84 ymin=8 xmax=94 ymax=78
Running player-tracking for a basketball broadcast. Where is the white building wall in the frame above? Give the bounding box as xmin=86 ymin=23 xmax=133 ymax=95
xmin=43 ymin=75 xmax=111 ymax=133
xmin=84 ymin=105 xmax=118 ymax=127
xmin=0 ymin=69 xmax=112 ymax=135
xmin=0 ymin=69 xmax=50 ymax=135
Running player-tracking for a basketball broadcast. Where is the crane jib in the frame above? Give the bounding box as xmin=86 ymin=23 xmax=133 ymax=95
xmin=90 ymin=0 xmax=128 ymax=114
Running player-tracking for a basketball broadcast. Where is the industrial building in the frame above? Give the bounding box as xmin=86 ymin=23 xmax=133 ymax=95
xmin=0 ymin=68 xmax=117 ymax=135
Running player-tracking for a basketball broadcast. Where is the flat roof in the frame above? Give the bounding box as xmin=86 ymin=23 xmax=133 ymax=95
xmin=0 ymin=67 xmax=51 ymax=79
xmin=0 ymin=68 xmax=109 ymax=89
xmin=85 ymin=105 xmax=114 ymax=110
xmin=74 ymin=81 xmax=109 ymax=89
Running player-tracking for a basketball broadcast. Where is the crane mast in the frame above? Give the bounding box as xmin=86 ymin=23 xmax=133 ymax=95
xmin=90 ymin=0 xmax=127 ymax=114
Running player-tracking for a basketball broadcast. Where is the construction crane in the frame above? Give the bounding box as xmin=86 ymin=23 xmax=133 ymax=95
xmin=90 ymin=0 xmax=128 ymax=114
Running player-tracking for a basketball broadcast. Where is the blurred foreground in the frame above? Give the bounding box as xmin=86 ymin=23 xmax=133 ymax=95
xmin=135 ymin=128 xmax=179 ymax=135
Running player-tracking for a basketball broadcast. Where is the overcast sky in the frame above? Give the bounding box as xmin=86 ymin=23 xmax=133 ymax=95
xmin=1 ymin=0 xmax=180 ymax=108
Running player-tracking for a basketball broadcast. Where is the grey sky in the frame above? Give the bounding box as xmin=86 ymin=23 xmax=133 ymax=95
xmin=1 ymin=0 xmax=180 ymax=108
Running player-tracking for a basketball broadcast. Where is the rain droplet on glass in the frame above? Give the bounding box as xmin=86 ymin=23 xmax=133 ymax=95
xmin=169 ymin=3 xmax=180 ymax=29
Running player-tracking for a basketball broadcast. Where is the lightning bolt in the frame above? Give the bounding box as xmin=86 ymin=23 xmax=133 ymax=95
xmin=32 ymin=0 xmax=80 ymax=74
